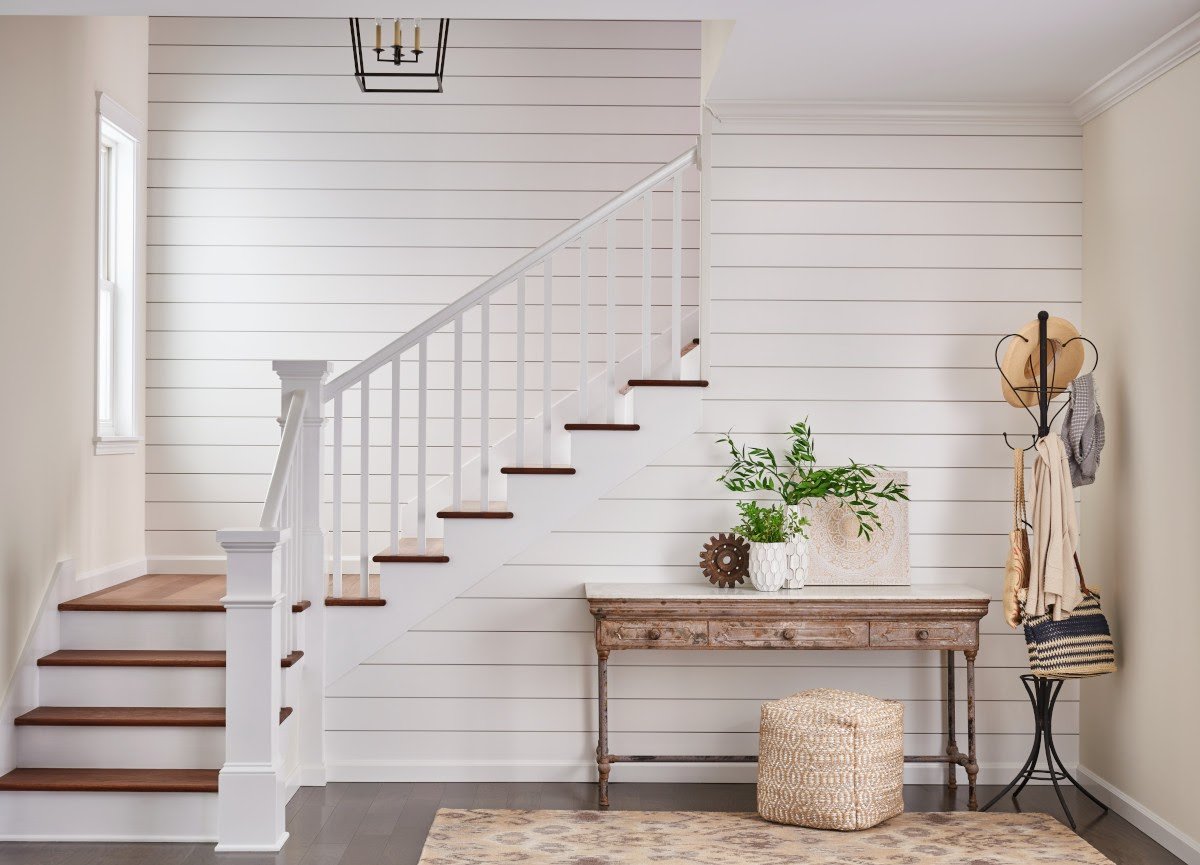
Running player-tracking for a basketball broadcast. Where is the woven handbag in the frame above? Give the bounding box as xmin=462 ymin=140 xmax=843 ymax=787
xmin=1023 ymin=554 xmax=1116 ymax=678
xmin=1002 ymin=448 xmax=1030 ymax=628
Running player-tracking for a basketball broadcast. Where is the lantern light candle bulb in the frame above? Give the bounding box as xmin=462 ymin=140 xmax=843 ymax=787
xmin=374 ymin=18 xmax=381 ymax=51
xmin=393 ymin=17 xmax=401 ymax=48
xmin=414 ymin=18 xmax=422 ymax=52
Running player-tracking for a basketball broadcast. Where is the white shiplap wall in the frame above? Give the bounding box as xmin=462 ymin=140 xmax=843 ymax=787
xmin=145 ymin=17 xmax=700 ymax=558
xmin=326 ymin=112 xmax=1084 ymax=783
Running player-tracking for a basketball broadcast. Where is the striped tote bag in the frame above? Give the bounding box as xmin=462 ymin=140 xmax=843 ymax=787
xmin=1023 ymin=554 xmax=1116 ymax=678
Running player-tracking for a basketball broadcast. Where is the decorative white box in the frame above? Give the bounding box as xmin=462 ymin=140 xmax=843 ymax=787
xmin=806 ymin=471 xmax=910 ymax=586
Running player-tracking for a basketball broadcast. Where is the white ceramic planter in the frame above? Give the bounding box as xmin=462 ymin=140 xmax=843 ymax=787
xmin=748 ymin=541 xmax=790 ymax=592
xmin=783 ymin=504 xmax=811 ymax=589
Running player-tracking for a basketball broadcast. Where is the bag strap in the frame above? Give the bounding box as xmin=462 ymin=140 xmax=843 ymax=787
xmin=1074 ymin=553 xmax=1098 ymax=597
xmin=1012 ymin=448 xmax=1027 ymax=532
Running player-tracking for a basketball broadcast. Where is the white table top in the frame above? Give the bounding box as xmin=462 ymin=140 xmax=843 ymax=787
xmin=584 ymin=582 xmax=990 ymax=602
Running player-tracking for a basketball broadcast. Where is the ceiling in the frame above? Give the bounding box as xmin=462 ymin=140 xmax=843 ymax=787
xmin=2 ymin=0 xmax=1198 ymax=105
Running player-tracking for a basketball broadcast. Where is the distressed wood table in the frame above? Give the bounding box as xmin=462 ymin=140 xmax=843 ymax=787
xmin=586 ymin=583 xmax=991 ymax=809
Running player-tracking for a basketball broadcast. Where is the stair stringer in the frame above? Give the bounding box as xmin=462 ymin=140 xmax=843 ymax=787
xmin=324 ymin=381 xmax=703 ymax=685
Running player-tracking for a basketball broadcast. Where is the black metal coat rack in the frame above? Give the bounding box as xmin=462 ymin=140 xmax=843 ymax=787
xmin=995 ymin=309 xmax=1099 ymax=448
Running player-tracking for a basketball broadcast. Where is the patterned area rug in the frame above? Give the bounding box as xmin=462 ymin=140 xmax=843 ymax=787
xmin=419 ymin=809 xmax=1113 ymax=864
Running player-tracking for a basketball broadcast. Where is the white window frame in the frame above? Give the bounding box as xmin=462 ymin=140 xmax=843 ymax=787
xmin=94 ymin=93 xmax=142 ymax=455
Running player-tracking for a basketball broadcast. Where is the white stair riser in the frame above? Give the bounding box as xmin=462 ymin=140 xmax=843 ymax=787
xmin=0 ymin=790 xmax=218 ymax=842
xmin=17 ymin=726 xmax=224 ymax=769
xmin=61 ymin=611 xmax=225 ymax=651
xmin=39 ymin=667 xmax=225 ymax=707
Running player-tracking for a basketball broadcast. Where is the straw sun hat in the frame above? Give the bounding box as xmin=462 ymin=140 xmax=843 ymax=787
xmin=999 ymin=316 xmax=1085 ymax=408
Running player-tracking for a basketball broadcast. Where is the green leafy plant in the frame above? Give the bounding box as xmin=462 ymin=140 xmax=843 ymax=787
xmin=718 ymin=419 xmax=909 ymax=541
xmin=732 ymin=501 xmax=807 ymax=544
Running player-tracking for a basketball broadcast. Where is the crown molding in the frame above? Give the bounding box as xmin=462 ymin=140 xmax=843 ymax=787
xmin=1072 ymin=11 xmax=1200 ymax=123
xmin=705 ymin=99 xmax=1080 ymax=133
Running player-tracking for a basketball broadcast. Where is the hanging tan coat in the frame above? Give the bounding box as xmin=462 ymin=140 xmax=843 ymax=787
xmin=1025 ymin=435 xmax=1084 ymax=621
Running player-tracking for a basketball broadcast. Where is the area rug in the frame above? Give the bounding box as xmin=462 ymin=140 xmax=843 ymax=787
xmin=418 ymin=809 xmax=1112 ymax=864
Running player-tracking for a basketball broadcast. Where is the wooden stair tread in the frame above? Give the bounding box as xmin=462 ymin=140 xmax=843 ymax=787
xmin=372 ymin=538 xmax=449 ymax=563
xmin=59 ymin=573 xmax=309 ymax=613
xmin=626 ymin=379 xmax=709 ymax=387
xmin=0 ymin=768 xmax=219 ymax=794
xmin=38 ymin=649 xmax=302 ymax=669
xmin=437 ymin=501 xmax=513 ymax=518
xmin=564 ymin=423 xmax=641 ymax=431
xmin=326 ymin=574 xmax=385 ymax=605
xmin=500 ymin=465 xmax=576 ymax=475
xmin=15 ymin=706 xmax=293 ymax=726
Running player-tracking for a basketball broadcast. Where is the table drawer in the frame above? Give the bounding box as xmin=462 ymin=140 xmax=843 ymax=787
xmin=869 ymin=621 xmax=977 ymax=649
xmin=599 ymin=620 xmax=708 ymax=649
xmin=710 ymin=620 xmax=868 ymax=648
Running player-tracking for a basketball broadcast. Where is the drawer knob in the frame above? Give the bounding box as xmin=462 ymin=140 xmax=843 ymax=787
xmin=782 ymin=628 xmax=797 ymax=641
xmin=916 ymin=629 xmax=930 ymax=641
xmin=647 ymin=628 xmax=662 ymax=641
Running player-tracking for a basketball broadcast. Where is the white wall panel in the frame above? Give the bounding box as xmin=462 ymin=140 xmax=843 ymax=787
xmin=333 ymin=117 xmax=1083 ymax=782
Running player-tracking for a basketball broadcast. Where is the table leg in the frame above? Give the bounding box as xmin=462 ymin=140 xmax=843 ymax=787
xmin=945 ymin=649 xmax=957 ymax=791
xmin=597 ymin=651 xmax=610 ymax=807
xmin=965 ymin=648 xmax=979 ymax=810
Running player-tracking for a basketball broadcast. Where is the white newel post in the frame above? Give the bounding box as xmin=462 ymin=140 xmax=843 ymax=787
xmin=217 ymin=528 xmax=288 ymax=851
xmin=273 ymin=360 xmax=330 ymax=787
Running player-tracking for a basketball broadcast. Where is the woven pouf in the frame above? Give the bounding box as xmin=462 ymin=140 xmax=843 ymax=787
xmin=757 ymin=688 xmax=904 ymax=830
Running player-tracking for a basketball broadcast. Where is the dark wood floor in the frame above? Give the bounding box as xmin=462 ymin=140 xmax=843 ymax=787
xmin=0 ymin=783 xmax=1182 ymax=865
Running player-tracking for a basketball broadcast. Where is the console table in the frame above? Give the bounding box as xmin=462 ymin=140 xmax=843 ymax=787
xmin=586 ymin=583 xmax=990 ymax=809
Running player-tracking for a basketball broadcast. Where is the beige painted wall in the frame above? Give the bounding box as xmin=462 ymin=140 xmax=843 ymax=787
xmin=0 ymin=17 xmax=148 ymax=694
xmin=1080 ymin=53 xmax=1200 ymax=842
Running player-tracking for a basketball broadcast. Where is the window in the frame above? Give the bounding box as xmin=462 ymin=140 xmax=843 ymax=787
xmin=94 ymin=94 xmax=141 ymax=454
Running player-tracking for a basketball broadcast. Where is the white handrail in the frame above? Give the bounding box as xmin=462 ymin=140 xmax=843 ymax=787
xmin=260 ymin=389 xmax=306 ymax=528
xmin=324 ymin=145 xmax=699 ymax=397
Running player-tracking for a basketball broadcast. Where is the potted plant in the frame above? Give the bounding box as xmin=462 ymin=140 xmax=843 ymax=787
xmin=733 ymin=501 xmax=807 ymax=592
xmin=718 ymin=419 xmax=909 ymax=588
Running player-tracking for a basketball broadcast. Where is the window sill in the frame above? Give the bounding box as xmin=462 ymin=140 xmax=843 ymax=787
xmin=94 ymin=435 xmax=142 ymax=456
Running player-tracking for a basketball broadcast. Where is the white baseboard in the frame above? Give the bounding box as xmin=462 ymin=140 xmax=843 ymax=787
xmin=69 ymin=555 xmax=148 ymax=600
xmin=1078 ymin=767 xmax=1200 ymax=865
xmin=326 ymin=759 xmax=1060 ymax=786
xmin=147 ymin=555 xmax=226 ymax=575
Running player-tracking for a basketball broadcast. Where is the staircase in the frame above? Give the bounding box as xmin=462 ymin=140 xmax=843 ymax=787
xmin=0 ymin=145 xmax=702 ymax=848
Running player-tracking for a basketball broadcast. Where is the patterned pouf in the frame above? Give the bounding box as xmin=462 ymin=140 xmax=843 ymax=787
xmin=758 ymin=688 xmax=904 ymax=830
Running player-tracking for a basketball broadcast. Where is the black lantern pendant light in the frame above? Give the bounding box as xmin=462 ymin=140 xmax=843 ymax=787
xmin=349 ymin=17 xmax=449 ymax=93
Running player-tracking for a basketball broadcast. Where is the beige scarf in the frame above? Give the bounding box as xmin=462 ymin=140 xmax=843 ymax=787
xmin=1025 ymin=435 xmax=1083 ymax=621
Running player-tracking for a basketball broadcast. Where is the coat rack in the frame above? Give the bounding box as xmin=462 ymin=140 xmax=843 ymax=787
xmin=995 ymin=310 xmax=1099 ymax=449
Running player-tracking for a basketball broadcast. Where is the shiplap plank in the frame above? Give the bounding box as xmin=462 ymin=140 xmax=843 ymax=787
xmin=149 ymin=103 xmax=699 ymax=135
xmin=712 ymin=200 xmax=1081 ymax=236
xmin=711 ymin=234 xmax=1080 ymax=269
xmin=710 ymin=134 xmax=1081 ymax=169
xmin=148 ymin=45 xmax=699 ymax=78
xmin=710 ymin=167 xmax=1081 ymax=202
xmin=150 ymin=18 xmax=701 ymax=50
xmin=150 ymin=74 xmax=702 ymax=106
xmin=709 ymin=267 xmax=1081 ymax=302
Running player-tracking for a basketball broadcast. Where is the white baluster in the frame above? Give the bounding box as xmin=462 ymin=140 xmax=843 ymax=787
xmin=671 ymin=172 xmax=682 ymax=379
xmin=515 ymin=275 xmax=526 ymax=467
xmin=390 ymin=358 xmax=400 ymax=553
xmin=359 ymin=378 xmax=369 ymax=597
xmin=642 ymin=191 xmax=653 ymax=377
xmin=417 ymin=337 xmax=428 ymax=553
xmin=579 ymin=234 xmax=589 ymax=422
xmin=606 ymin=217 xmax=616 ymax=423
xmin=480 ymin=299 xmax=490 ymax=509
xmin=543 ymin=257 xmax=553 ymax=465
xmin=332 ymin=392 xmax=344 ymax=598
xmin=452 ymin=315 xmax=463 ymax=509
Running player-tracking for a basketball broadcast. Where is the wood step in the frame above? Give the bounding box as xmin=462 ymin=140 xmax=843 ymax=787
xmin=500 ymin=465 xmax=576 ymax=475
xmin=37 ymin=650 xmax=303 ymax=668
xmin=626 ymin=379 xmax=709 ymax=387
xmin=326 ymin=573 xmax=385 ymax=606
xmin=437 ymin=501 xmax=513 ymax=519
xmin=0 ymin=768 xmax=219 ymax=794
xmin=564 ymin=423 xmax=641 ymax=431
xmin=372 ymin=537 xmax=449 ymax=564
xmin=59 ymin=573 xmax=310 ymax=614
xmin=14 ymin=706 xmax=293 ymax=726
